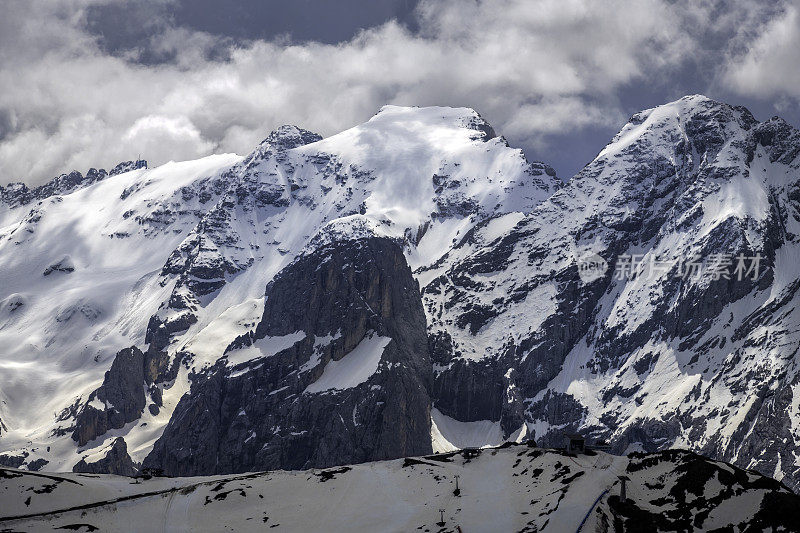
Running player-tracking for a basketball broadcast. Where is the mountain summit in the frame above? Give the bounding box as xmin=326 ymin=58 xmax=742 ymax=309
xmin=425 ymin=94 xmax=800 ymax=488
xmin=0 ymin=105 xmax=557 ymax=475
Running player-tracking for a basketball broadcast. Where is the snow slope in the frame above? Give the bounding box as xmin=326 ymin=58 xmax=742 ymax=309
xmin=303 ymin=332 xmax=391 ymax=393
xmin=1 ymin=444 xmax=796 ymax=532
xmin=0 ymin=154 xmax=240 ymax=460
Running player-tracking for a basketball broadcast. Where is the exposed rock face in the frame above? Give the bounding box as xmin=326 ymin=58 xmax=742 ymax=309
xmin=0 ymin=452 xmax=47 ymax=471
xmin=71 ymin=347 xmax=168 ymax=446
xmin=145 ymin=237 xmax=432 ymax=475
xmin=260 ymin=124 xmax=323 ymax=150
xmin=109 ymin=160 xmax=147 ymax=177
xmin=0 ymin=453 xmax=27 ymax=468
xmin=26 ymin=458 xmax=48 ymax=471
xmin=0 ymin=160 xmax=146 ymax=208
xmin=43 ymin=256 xmax=75 ymax=276
xmin=421 ymin=95 xmax=800 ymax=490
xmin=73 ymin=437 xmax=138 ymax=476
xmin=607 ymin=449 xmax=800 ymax=530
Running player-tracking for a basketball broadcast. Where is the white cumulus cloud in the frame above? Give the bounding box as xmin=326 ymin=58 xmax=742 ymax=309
xmin=723 ymin=5 xmax=800 ymax=101
xmin=0 ymin=0 xmax=793 ymax=186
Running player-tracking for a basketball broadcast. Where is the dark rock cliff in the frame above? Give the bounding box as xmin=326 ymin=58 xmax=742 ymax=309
xmin=73 ymin=437 xmax=138 ymax=476
xmin=71 ymin=346 xmax=170 ymax=446
xmin=144 ymin=237 xmax=433 ymax=475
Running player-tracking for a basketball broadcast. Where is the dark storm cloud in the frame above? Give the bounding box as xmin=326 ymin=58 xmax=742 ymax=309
xmin=0 ymin=0 xmax=797 ymax=186
xmin=84 ymin=0 xmax=419 ymax=61
xmin=0 ymin=110 xmax=17 ymax=143
xmin=85 ymin=1 xmax=173 ymax=53
xmin=169 ymin=0 xmax=419 ymax=44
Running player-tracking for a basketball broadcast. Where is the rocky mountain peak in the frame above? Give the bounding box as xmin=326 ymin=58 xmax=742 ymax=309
xmin=261 ymin=124 xmax=323 ymax=150
xmin=0 ymin=160 xmax=148 ymax=209
xmin=599 ymin=95 xmax=757 ymax=165
xmin=422 ymin=94 xmax=800 ymax=491
xmin=109 ymin=159 xmax=147 ymax=176
xmin=664 ymin=94 xmax=756 ymax=125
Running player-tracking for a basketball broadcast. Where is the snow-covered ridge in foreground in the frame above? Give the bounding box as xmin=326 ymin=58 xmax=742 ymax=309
xmin=1 ymin=444 xmax=797 ymax=532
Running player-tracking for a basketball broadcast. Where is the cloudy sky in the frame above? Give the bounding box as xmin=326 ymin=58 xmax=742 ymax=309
xmin=2 ymin=0 xmax=799 ymax=186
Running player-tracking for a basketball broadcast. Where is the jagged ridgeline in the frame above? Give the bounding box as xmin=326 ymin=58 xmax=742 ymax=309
xmin=1 ymin=97 xmax=800 ymax=494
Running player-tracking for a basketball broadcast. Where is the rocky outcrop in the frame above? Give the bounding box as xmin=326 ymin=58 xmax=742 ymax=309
xmin=144 ymin=237 xmax=433 ymax=475
xmin=43 ymin=256 xmax=75 ymax=276
xmin=0 ymin=452 xmax=27 ymax=468
xmin=109 ymin=160 xmax=147 ymax=177
xmin=71 ymin=347 xmax=168 ymax=446
xmin=608 ymin=449 xmax=800 ymax=531
xmin=0 ymin=160 xmax=146 ymax=208
xmin=260 ymin=125 xmax=322 ymax=150
xmin=73 ymin=437 xmax=138 ymax=476
xmin=26 ymin=458 xmax=49 ymax=471
xmin=0 ymin=452 xmax=46 ymax=471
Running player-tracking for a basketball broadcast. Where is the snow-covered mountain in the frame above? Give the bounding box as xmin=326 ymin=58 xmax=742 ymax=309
xmin=2 ymin=95 xmax=800 ymax=494
xmin=2 ymin=444 xmax=798 ymax=532
xmin=425 ymin=95 xmax=800 ymax=490
xmin=0 ymin=105 xmax=557 ymax=475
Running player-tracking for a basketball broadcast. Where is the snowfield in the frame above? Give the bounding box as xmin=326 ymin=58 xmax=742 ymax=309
xmin=1 ymin=444 xmax=797 ymax=532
